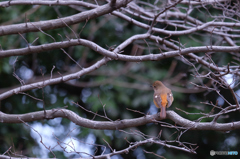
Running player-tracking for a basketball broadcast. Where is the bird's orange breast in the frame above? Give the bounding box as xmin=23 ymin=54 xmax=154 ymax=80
xmin=160 ymin=94 xmax=168 ymax=107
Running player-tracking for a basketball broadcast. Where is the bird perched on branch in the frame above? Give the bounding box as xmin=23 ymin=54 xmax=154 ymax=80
xmin=152 ymin=81 xmax=174 ymax=119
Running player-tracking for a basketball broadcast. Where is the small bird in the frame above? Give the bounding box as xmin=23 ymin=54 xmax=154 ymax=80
xmin=152 ymin=81 xmax=174 ymax=119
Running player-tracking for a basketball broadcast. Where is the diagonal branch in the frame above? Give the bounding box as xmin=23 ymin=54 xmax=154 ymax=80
xmin=0 ymin=57 xmax=109 ymax=100
xmin=0 ymin=0 xmax=131 ymax=36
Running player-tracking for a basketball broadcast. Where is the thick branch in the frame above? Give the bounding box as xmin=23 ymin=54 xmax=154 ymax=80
xmin=0 ymin=0 xmax=130 ymax=36
xmin=1 ymin=109 xmax=240 ymax=131
xmin=0 ymin=0 xmax=97 ymax=8
xmin=1 ymin=36 xmax=240 ymax=62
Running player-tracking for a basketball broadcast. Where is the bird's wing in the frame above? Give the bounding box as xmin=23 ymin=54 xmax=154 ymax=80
xmin=153 ymin=94 xmax=162 ymax=108
xmin=167 ymin=92 xmax=173 ymax=107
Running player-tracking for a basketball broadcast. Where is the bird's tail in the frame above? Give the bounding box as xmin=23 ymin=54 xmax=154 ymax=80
xmin=160 ymin=106 xmax=166 ymax=119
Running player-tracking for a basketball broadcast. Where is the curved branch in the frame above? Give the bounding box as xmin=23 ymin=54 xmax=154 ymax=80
xmin=0 ymin=57 xmax=109 ymax=100
xmin=1 ymin=109 xmax=240 ymax=131
xmin=1 ymin=36 xmax=240 ymax=62
xmin=0 ymin=0 xmax=131 ymax=36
